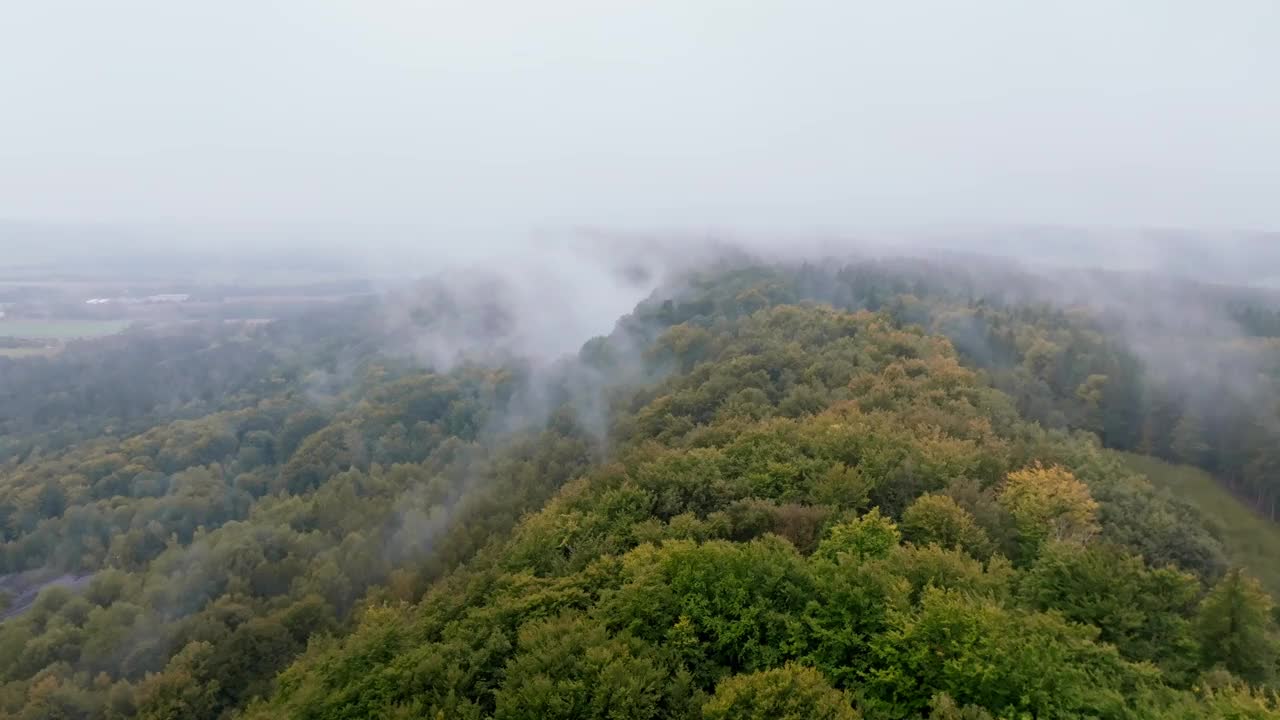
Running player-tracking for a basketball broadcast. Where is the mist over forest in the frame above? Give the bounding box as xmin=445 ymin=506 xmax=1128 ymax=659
xmin=4 ymin=1 xmax=1280 ymax=718
xmin=5 ymin=229 xmax=1280 ymax=719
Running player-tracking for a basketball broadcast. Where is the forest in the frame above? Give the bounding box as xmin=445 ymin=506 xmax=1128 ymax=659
xmin=3 ymin=255 xmax=1280 ymax=719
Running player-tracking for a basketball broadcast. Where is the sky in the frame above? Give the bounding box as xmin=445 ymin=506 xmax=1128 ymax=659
xmin=2 ymin=1 xmax=1278 ymax=237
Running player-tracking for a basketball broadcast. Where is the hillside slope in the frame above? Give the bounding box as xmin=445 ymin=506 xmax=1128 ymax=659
xmin=243 ymin=303 xmax=1278 ymax=720
xmin=1121 ymin=452 xmax=1280 ymax=598
xmin=5 ymin=262 xmax=1280 ymax=719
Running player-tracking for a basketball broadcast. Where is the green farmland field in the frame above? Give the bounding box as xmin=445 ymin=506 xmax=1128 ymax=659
xmin=0 ymin=319 xmax=131 ymax=340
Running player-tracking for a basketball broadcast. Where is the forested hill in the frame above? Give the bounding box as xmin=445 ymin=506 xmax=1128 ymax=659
xmin=648 ymin=261 xmax=1280 ymax=518
xmin=3 ymin=259 xmax=1280 ymax=719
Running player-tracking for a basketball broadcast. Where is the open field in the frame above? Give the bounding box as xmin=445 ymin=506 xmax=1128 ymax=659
xmin=1119 ymin=451 xmax=1280 ymax=596
xmin=0 ymin=319 xmax=132 ymax=340
xmin=0 ymin=346 xmax=61 ymax=358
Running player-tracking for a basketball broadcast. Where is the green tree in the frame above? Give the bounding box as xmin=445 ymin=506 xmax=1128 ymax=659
xmin=900 ymin=494 xmax=993 ymax=559
xmin=604 ymin=538 xmax=814 ymax=682
xmin=796 ymin=559 xmax=911 ymax=689
xmin=134 ymin=641 xmax=222 ymax=720
xmin=1075 ymin=373 xmax=1109 ymax=435
xmin=1171 ymin=411 xmax=1210 ymax=467
xmin=494 ymin=614 xmax=687 ymax=720
xmin=1197 ymin=569 xmax=1279 ymax=684
xmin=814 ymin=508 xmax=900 ymax=562
xmin=863 ymin=588 xmax=1151 ymax=719
xmin=702 ymin=664 xmax=860 ymax=720
xmin=1019 ymin=542 xmax=1200 ymax=680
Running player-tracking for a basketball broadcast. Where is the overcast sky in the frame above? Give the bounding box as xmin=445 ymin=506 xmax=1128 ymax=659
xmin=2 ymin=1 xmax=1277 ymax=236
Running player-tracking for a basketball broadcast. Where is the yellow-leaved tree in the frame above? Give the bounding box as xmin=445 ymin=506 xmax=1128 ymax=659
xmin=997 ymin=464 xmax=1099 ymax=557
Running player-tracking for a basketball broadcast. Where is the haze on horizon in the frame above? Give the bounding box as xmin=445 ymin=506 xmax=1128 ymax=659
xmin=1 ymin=0 xmax=1277 ymax=242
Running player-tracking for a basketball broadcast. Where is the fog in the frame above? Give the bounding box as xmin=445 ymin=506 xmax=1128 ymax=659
xmin=8 ymin=4 xmax=1280 ymax=688
xmin=2 ymin=1 xmax=1278 ymax=236
xmin=3 ymin=0 xmax=1279 ymax=436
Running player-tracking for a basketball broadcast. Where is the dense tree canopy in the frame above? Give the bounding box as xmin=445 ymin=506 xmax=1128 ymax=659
xmin=4 ymin=258 xmax=1280 ymax=719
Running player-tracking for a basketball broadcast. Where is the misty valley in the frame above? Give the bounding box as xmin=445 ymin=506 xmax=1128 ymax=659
xmin=2 ymin=248 xmax=1280 ymax=719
